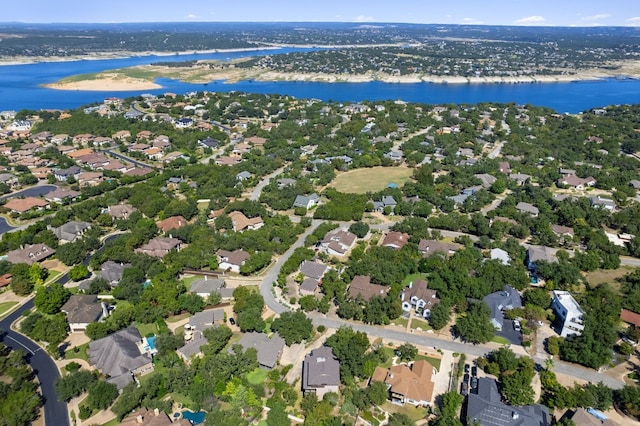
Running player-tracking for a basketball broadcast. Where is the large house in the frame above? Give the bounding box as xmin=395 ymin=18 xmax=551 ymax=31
xmin=321 ymin=229 xmax=357 ymax=256
xmin=97 ymin=261 xmax=131 ymax=287
xmin=107 ymin=203 xmax=138 ymax=220
xmin=293 ymin=193 xmax=320 ymax=210
xmin=348 ymin=275 xmax=389 ymax=302
xmin=467 ymin=378 xmax=550 ymax=426
xmin=4 ymin=197 xmax=48 ymax=213
xmin=217 ymin=249 xmax=250 ymax=273
xmin=483 ymin=286 xmax=522 ymax=331
xmin=382 ymin=231 xmax=410 ymax=250
xmin=135 ymin=237 xmax=181 ymax=258
xmin=156 ymin=215 xmax=188 ymax=234
xmin=235 ymin=332 xmax=285 ymax=369
xmin=401 ymin=279 xmax=440 ymax=319
xmin=61 ymin=295 xmax=107 ymax=332
xmin=89 ymin=327 xmax=154 ymax=390
xmin=417 ymin=240 xmax=461 ymax=258
xmin=557 ymin=174 xmax=596 ymax=190
xmin=302 ymin=346 xmax=341 ymax=398
xmin=371 ymin=360 xmax=435 ymax=407
xmin=190 ymin=276 xmax=233 ymax=300
xmin=6 ymin=243 xmax=55 ymax=265
xmin=51 ymin=221 xmax=91 ymax=244
xmin=228 ymin=211 xmax=264 ymax=232
xmin=551 ymin=291 xmax=585 ymax=337
xmin=526 ymin=245 xmax=558 ymax=271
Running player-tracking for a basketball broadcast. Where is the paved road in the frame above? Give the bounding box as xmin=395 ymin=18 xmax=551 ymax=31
xmin=250 ymin=167 xmax=285 ymax=201
xmin=0 ymin=299 xmax=69 ymax=426
xmin=260 ymin=220 xmax=322 ymax=315
xmin=0 ymin=184 xmax=57 ymax=200
xmin=103 ymin=149 xmax=155 ymax=170
xmin=259 ymin=221 xmax=626 ymax=390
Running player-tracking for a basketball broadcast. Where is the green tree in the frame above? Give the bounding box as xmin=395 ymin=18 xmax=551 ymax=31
xmin=69 ymin=264 xmax=90 ymax=282
xmin=34 ymin=283 xmax=71 ymax=315
xmin=396 ymin=343 xmax=418 ymax=362
xmin=388 ymin=413 xmax=414 ymax=426
xmin=271 ymin=311 xmax=313 ymax=345
xmin=349 ymin=222 xmax=370 ymax=238
xmin=429 ymin=301 xmax=452 ymax=330
xmin=456 ymin=302 xmax=495 ymax=344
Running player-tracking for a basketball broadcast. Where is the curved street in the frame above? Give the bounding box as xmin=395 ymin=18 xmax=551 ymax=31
xmin=0 ymin=299 xmax=70 ymax=426
xmin=259 ymin=221 xmax=626 ymax=391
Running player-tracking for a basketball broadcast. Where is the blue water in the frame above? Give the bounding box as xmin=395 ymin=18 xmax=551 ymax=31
xmin=1 ymin=48 xmax=640 ymax=113
xmin=146 ymin=336 xmax=156 ymax=350
xmin=182 ymin=410 xmax=206 ymax=425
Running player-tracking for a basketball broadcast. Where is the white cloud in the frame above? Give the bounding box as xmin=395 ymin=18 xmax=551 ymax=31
xmin=461 ymin=17 xmax=484 ymax=25
xmin=185 ymin=14 xmax=199 ymax=20
xmin=626 ymin=17 xmax=640 ymax=26
xmin=582 ymin=13 xmax=611 ymax=21
xmin=514 ymin=15 xmax=546 ymax=25
xmin=353 ymin=15 xmax=375 ymax=22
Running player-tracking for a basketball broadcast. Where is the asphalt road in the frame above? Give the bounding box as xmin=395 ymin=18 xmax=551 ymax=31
xmin=260 ymin=222 xmax=626 ymax=391
xmin=250 ymin=167 xmax=285 ymax=201
xmin=103 ymin=149 xmax=155 ymax=170
xmin=0 ymin=184 xmax=57 ymax=201
xmin=0 ymin=299 xmax=69 ymax=426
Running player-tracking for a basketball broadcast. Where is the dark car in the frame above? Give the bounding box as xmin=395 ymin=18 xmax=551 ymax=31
xmin=464 ymin=363 xmax=470 ymax=374
xmin=463 ymin=373 xmax=470 ymax=384
xmin=471 ymin=376 xmax=478 ymax=390
xmin=229 ymin=317 xmax=235 ymax=325
xmin=471 ymin=366 xmax=478 ymax=377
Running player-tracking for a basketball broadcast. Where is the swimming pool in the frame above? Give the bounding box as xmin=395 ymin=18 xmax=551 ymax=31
xmin=182 ymin=410 xmax=206 ymax=425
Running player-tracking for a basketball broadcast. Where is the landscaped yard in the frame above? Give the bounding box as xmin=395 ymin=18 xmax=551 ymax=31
xmin=410 ymin=318 xmax=431 ymax=332
xmin=64 ymin=343 xmax=89 ymax=361
xmin=0 ymin=301 xmax=18 ymax=318
xmin=246 ymin=368 xmax=268 ymax=385
xmin=329 ymin=166 xmax=414 ymax=194
xmin=380 ymin=347 xmax=441 ymax=371
xmin=401 ymin=273 xmax=428 ymax=288
xmin=136 ymin=322 xmax=162 ymax=338
xmin=390 ymin=317 xmax=409 ymax=328
xmin=491 ymin=335 xmax=510 ymax=345
xmin=381 ymin=401 xmax=429 ymax=423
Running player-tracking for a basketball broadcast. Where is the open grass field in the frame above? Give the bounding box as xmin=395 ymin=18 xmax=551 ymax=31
xmin=585 ymin=266 xmax=635 ymax=289
xmin=246 ymin=368 xmax=268 ymax=385
xmin=0 ymin=301 xmax=18 ymax=318
xmin=329 ymin=166 xmax=414 ymax=194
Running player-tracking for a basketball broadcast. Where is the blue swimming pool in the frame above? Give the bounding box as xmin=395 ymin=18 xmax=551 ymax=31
xmin=182 ymin=410 xmax=206 ymax=425
xmin=146 ymin=336 xmax=156 ymax=350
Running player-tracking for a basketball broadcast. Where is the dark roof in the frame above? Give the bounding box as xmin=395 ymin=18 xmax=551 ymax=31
xmin=483 ymin=286 xmax=522 ymax=329
xmin=61 ymin=295 xmax=103 ymax=324
xmin=302 ymin=346 xmax=341 ymax=391
xmin=348 ymin=275 xmax=389 ymax=301
xmin=98 ymin=261 xmax=131 ymax=285
xmin=467 ymin=378 xmax=550 ymax=426
xmin=300 ymin=261 xmax=327 ymax=280
xmin=235 ymin=332 xmax=285 ymax=369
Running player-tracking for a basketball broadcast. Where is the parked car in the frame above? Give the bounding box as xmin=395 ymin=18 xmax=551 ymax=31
xmin=461 ymin=382 xmax=469 ymax=397
xmin=471 ymin=366 xmax=478 ymax=377
xmin=513 ymin=319 xmax=522 ymax=332
xmin=464 ymin=363 xmax=470 ymax=374
xmin=229 ymin=317 xmax=236 ymax=325
xmin=471 ymin=376 xmax=478 ymax=390
xmin=463 ymin=373 xmax=470 ymax=384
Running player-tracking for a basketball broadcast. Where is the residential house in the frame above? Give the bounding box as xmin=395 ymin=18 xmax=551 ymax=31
xmin=228 ymin=211 xmax=264 ymax=232
xmin=557 ymin=174 xmax=596 ymax=190
xmin=156 ymin=215 xmax=188 ymax=234
xmin=89 ymin=327 xmax=154 ymax=390
xmin=474 ymin=173 xmax=497 ymax=189
xmin=4 ymin=197 xmax=48 ymax=213
xmin=235 ymin=332 xmax=285 ymax=369
xmin=245 ymin=136 xmax=267 ymax=148
xmin=0 ymin=173 xmax=18 ymax=189
xmin=551 ymin=224 xmax=575 ymax=241
xmin=277 ymin=178 xmax=296 ymax=189
xmin=98 ymin=261 xmax=131 ymax=287
xmin=177 ymin=330 xmax=208 ymax=362
xmin=299 ymin=260 xmax=328 ymax=281
xmin=562 ymin=408 xmax=619 ymax=426
xmin=417 ymin=240 xmax=461 ymax=258
xmin=236 ymin=171 xmax=252 ymax=182
xmin=107 ymin=203 xmax=137 ymax=220
xmin=467 ymin=378 xmax=550 ymax=426
xmin=61 ymin=295 xmax=107 ymax=332
xmin=371 ymin=196 xmax=397 ymax=213
xmin=321 ymin=229 xmax=357 ymax=256
xmin=382 ymin=231 xmax=410 ymax=250
xmin=6 ymin=243 xmax=55 ymax=265
xmin=483 ymin=286 xmax=522 ymax=331
xmin=51 ymin=221 xmax=91 ymax=244
xmin=526 ymin=245 xmax=559 ymax=271
xmin=77 ymin=171 xmax=104 ymax=187
xmin=590 ymin=196 xmax=616 ymax=211
xmin=217 ymin=249 xmax=250 ymax=273
xmin=190 ymin=276 xmax=233 ymax=300
xmin=293 ymin=193 xmax=321 ymax=209
xmin=300 ymin=277 xmax=320 ymax=296
xmin=197 ymin=137 xmax=219 ymax=149
xmin=629 ymin=180 xmax=640 ymax=190
xmin=551 ymin=290 xmax=585 ymax=337
xmin=620 ymin=308 xmax=640 ymax=328
xmin=348 ymin=275 xmax=389 ymax=301
xmin=44 ymin=187 xmax=81 ymax=203
xmin=187 ymin=308 xmax=225 ymax=331
xmin=489 ymin=248 xmax=511 ymax=265
xmin=401 ymin=279 xmax=440 ymax=319
xmin=214 ymin=156 xmax=241 ymax=166
xmin=120 ymin=408 xmax=190 ymax=426
xmin=302 ymin=347 xmax=341 ymax=398
xmin=509 ymin=173 xmax=531 ymax=186
xmin=516 ymin=202 xmax=539 ymax=217
xmin=135 ymin=237 xmax=181 ymax=258
xmin=371 ymin=360 xmax=435 ymax=407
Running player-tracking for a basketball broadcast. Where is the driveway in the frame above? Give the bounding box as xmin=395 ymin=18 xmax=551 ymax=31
xmin=494 ymin=318 xmax=522 ymax=346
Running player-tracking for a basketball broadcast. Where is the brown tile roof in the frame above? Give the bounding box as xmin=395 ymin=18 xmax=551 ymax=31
xmin=348 ymin=275 xmax=389 ymax=301
xmin=217 ymin=249 xmax=250 ymax=266
xmin=382 ymin=231 xmax=410 ymax=249
xmin=4 ymin=197 xmax=48 ymax=212
xmin=228 ymin=210 xmax=263 ymax=231
xmin=6 ymin=243 xmax=55 ymax=265
xmin=67 ymin=148 xmax=94 ymax=158
xmin=621 ymin=309 xmax=640 ymax=327
xmin=135 ymin=237 xmax=181 ymax=258
xmin=156 ymin=215 xmax=188 ymax=233
xmin=372 ymin=360 xmax=435 ymax=405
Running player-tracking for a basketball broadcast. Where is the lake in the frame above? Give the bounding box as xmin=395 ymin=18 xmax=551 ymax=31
xmin=1 ymin=48 xmax=640 ymax=113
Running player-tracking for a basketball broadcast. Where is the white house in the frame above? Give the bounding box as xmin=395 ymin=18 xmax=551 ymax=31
xmin=551 ymin=291 xmax=585 ymax=337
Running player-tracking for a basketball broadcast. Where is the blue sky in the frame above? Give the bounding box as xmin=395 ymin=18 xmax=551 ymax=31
xmin=4 ymin=0 xmax=640 ymax=26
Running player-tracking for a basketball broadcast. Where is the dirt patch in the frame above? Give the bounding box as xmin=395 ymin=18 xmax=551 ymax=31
xmin=585 ymin=266 xmax=635 ymax=288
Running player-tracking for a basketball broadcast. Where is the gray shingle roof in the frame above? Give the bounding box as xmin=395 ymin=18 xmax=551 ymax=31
xmin=302 ymin=346 xmax=340 ymax=391
xmin=235 ymin=332 xmax=285 ymax=369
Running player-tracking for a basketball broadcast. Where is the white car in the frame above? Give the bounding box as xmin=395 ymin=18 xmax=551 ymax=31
xmin=513 ymin=320 xmax=522 ymax=332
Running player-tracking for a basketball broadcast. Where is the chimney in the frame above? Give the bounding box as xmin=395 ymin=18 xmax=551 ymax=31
xmin=409 ymin=281 xmax=413 ymax=289
xmin=154 ymin=408 xmax=160 ymax=416
xmin=136 ymin=414 xmax=144 ymax=423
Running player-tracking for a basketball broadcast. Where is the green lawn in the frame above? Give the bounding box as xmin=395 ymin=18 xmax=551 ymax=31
xmin=246 ymin=368 xmax=268 ymax=385
xmin=390 ymin=317 xmax=409 ymax=328
xmin=136 ymin=322 xmax=161 ymax=338
xmin=491 ymin=335 xmax=510 ymax=345
xmin=410 ymin=318 xmax=431 ymax=331
xmin=329 ymin=166 xmax=414 ymax=194
xmin=64 ymin=343 xmax=89 ymax=362
xmin=181 ymin=275 xmax=201 ymax=289
xmin=381 ymin=401 xmax=429 ymax=422
xmin=101 ymin=418 xmax=119 ymax=426
xmin=380 ymin=347 xmax=441 ymax=371
xmin=401 ymin=273 xmax=428 ymax=288
xmin=0 ymin=301 xmax=18 ymax=318
xmin=167 ymin=312 xmax=191 ymax=323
